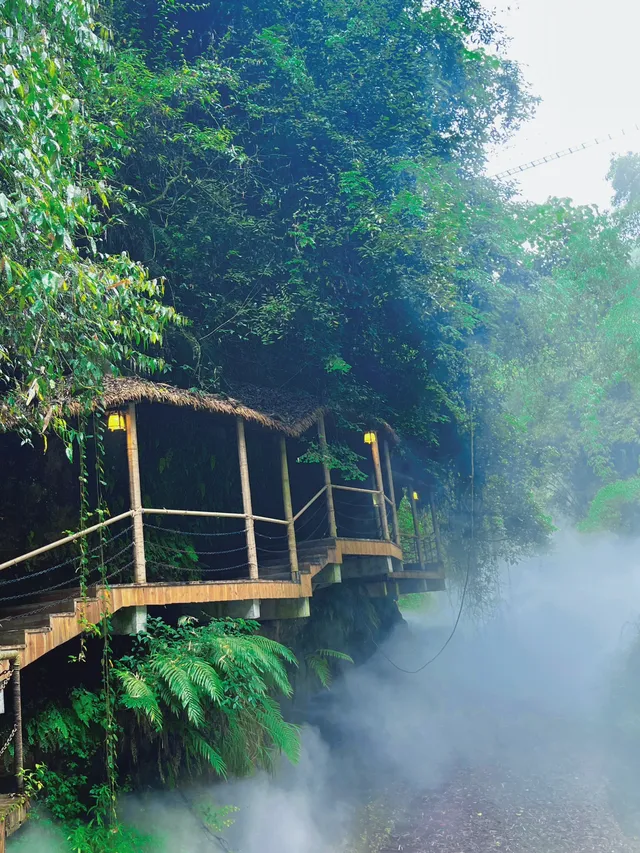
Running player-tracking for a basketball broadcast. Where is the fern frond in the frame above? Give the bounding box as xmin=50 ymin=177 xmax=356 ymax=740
xmin=313 ymin=648 xmax=354 ymax=663
xmin=306 ymin=654 xmax=332 ymax=688
xmin=256 ymin=697 xmax=301 ymax=764
xmin=183 ymin=658 xmax=224 ymax=704
xmin=185 ymin=732 xmax=227 ymax=778
xmin=250 ymin=635 xmax=299 ymax=666
xmin=115 ymin=670 xmax=163 ymax=730
xmin=305 ymin=648 xmax=353 ymax=688
xmin=151 ymin=655 xmax=205 ymax=729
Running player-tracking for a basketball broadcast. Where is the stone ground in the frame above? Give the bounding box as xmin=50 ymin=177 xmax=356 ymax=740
xmin=382 ymin=715 xmax=640 ymax=853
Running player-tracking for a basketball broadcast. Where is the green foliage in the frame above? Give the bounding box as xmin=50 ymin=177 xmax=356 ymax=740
xmin=477 ymin=190 xmax=640 ymax=534
xmin=304 ymin=648 xmax=354 ymax=689
xmin=297 ymin=440 xmax=367 ymax=481
xmin=345 ymin=797 xmax=396 ymax=853
xmin=0 ymin=0 xmax=181 ymax=435
xmin=398 ymin=593 xmax=434 ymax=614
xmin=22 ymin=617 xmax=299 ymax=846
xmin=25 ymin=689 xmax=105 ymax=821
xmin=115 ymin=616 xmax=300 ymax=781
xmin=579 ymin=478 xmax=640 ymax=532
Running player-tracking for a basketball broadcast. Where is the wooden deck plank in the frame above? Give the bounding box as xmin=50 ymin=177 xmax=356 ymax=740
xmin=0 ymin=795 xmax=28 ymax=843
xmin=1 ymin=537 xmax=436 ymax=669
xmin=336 ymin=538 xmax=403 ymax=560
xmin=13 ymin=576 xmax=314 ymax=668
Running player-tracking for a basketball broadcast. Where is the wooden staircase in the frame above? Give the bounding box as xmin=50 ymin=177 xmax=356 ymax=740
xmin=0 ymin=539 xmax=341 ymax=666
xmin=259 ymin=538 xmax=339 ymax=579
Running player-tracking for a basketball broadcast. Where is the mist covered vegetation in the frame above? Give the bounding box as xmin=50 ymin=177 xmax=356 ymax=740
xmin=5 ymin=0 xmax=640 ymax=849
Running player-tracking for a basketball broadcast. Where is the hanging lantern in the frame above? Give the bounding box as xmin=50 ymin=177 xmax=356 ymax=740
xmin=412 ymin=490 xmax=419 ymax=501
xmin=107 ymin=411 xmax=126 ymax=432
xmin=364 ymin=431 xmax=376 ymax=445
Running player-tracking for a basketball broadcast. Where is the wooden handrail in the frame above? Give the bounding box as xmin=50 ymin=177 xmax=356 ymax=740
xmin=333 ymin=485 xmax=378 ymax=495
xmin=0 ymin=510 xmax=135 ymax=573
xmin=143 ymin=508 xmax=245 ymax=520
xmin=402 ymin=532 xmax=435 ymax=541
xmin=142 ymin=508 xmax=289 ymax=525
xmin=293 ymin=486 xmax=327 ymax=523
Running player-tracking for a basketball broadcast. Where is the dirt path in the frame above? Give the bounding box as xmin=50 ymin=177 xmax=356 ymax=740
xmin=385 ymin=716 xmax=640 ymax=853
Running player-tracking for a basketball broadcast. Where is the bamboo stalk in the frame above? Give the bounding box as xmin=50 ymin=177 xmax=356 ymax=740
xmin=429 ymin=490 xmax=443 ymax=563
xmin=332 ymin=485 xmax=379 ymax=495
xmin=409 ymin=486 xmax=426 ymax=569
xmin=142 ymin=508 xmax=288 ymax=525
xmin=369 ymin=433 xmax=390 ymax=540
xmin=317 ymin=415 xmax=337 ymax=538
xmin=126 ymin=403 xmax=146 ymax=584
xmin=293 ymin=485 xmax=327 ymax=522
xmin=382 ymin=440 xmax=401 ymax=546
xmin=12 ymin=660 xmax=23 ymax=794
xmin=279 ymin=436 xmax=299 ymax=576
xmin=237 ymin=417 xmax=259 ymax=579
xmin=0 ymin=511 xmax=134 ymax=573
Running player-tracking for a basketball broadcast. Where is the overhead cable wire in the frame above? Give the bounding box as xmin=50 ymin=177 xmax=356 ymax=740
xmin=144 ymin=523 xmax=244 ymax=537
xmin=374 ymin=410 xmax=474 ymax=675
xmin=491 ymin=122 xmax=640 ymax=180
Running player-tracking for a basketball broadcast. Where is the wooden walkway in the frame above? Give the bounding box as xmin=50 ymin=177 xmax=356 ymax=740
xmin=0 ymin=537 xmax=424 ymax=668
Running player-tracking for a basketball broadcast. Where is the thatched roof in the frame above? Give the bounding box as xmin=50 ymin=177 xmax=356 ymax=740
xmin=71 ymin=376 xmax=327 ymax=437
xmin=1 ymin=376 xmax=401 ymax=443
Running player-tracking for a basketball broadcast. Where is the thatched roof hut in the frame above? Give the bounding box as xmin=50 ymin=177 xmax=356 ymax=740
xmin=0 ymin=376 xmax=328 ymax=437
xmin=1 ymin=376 xmax=400 ymax=443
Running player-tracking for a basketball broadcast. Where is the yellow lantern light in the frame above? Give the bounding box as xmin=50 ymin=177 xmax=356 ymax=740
xmin=364 ymin=431 xmax=376 ymax=445
xmin=107 ymin=411 xmax=126 ymax=432
xmin=412 ymin=490 xmax=419 ymax=501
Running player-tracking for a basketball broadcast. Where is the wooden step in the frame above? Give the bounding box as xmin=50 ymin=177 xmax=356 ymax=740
xmin=0 ymin=631 xmax=27 ymax=647
xmin=0 ymin=596 xmax=78 ymax=618
xmin=0 ymin=587 xmax=81 ymax=612
xmin=0 ymin=614 xmax=52 ymax=630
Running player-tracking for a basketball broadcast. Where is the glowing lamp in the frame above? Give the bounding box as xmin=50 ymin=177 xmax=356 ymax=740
xmin=412 ymin=491 xmax=419 ymax=501
xmin=107 ymin=411 xmax=126 ymax=432
xmin=364 ymin=431 xmax=376 ymax=445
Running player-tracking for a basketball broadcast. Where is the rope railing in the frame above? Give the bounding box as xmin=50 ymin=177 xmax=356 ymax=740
xmin=0 ymin=482 xmax=441 ymax=597
xmin=0 ymin=510 xmax=135 ymax=573
xmin=0 ymin=537 xmax=135 ymax=604
xmin=400 ymin=532 xmax=439 ymax=566
xmin=0 ymin=521 xmax=134 ymax=612
xmin=0 ymin=724 xmax=18 ymax=761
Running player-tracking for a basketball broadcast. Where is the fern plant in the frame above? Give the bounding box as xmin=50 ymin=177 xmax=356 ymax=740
xmin=115 ymin=616 xmax=301 ymax=783
xmin=305 ymin=649 xmax=354 ymax=689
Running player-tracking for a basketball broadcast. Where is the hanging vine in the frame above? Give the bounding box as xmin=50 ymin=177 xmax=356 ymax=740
xmin=93 ymin=408 xmax=119 ymax=825
xmin=75 ymin=414 xmax=91 ymax=664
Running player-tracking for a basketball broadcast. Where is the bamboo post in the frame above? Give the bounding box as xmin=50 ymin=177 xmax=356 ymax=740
xmin=279 ymin=436 xmax=299 ymax=577
xmin=429 ymin=489 xmax=444 ymax=563
xmin=382 ymin=440 xmax=401 ymax=546
xmin=12 ymin=660 xmax=23 ymax=794
xmin=126 ymin=403 xmax=146 ymax=584
xmin=382 ymin=440 xmax=400 ymax=545
xmin=317 ymin=414 xmax=337 ymax=538
xmin=237 ymin=417 xmax=259 ymax=579
xmin=409 ymin=486 xmax=426 ymax=569
xmin=368 ymin=433 xmax=390 ymax=540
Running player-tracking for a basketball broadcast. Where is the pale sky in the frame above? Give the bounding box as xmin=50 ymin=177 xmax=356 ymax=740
xmin=487 ymin=0 xmax=640 ymax=208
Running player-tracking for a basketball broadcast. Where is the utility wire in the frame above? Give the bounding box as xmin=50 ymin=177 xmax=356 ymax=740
xmin=491 ymin=122 xmax=640 ymax=180
xmin=374 ymin=407 xmax=475 ymax=675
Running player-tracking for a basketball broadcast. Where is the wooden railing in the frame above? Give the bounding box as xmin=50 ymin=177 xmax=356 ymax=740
xmin=0 ymin=413 xmax=443 ymax=604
